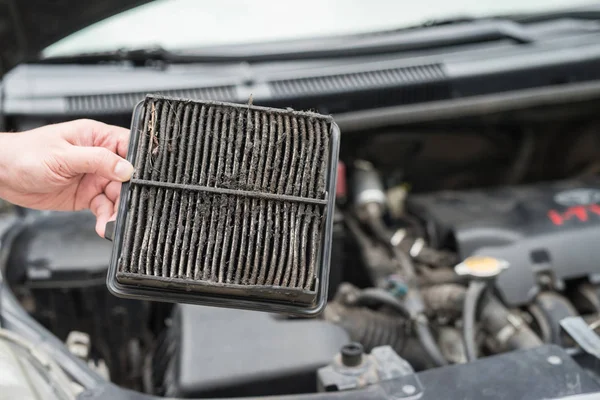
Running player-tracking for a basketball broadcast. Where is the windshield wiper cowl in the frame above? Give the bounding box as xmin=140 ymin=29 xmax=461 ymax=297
xmin=40 ymin=19 xmax=538 ymax=65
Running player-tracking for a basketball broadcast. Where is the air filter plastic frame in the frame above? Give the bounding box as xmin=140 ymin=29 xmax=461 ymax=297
xmin=106 ymin=95 xmax=340 ymax=316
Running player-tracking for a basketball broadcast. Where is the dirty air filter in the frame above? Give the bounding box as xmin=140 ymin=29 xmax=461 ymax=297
xmin=106 ymin=95 xmax=340 ymax=316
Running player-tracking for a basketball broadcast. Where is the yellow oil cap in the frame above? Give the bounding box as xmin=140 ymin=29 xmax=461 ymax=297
xmin=454 ymin=256 xmax=509 ymax=279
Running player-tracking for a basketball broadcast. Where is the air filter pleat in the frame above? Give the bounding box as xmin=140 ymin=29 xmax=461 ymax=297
xmin=297 ymin=118 xmax=312 ymax=289
xmin=160 ymin=103 xmax=185 ymax=278
xmin=282 ymin=116 xmax=299 ymax=287
xmin=226 ymin=111 xmax=246 ymax=283
xmin=249 ymin=113 xmax=270 ymax=285
xmin=143 ymin=101 xmax=169 ymax=276
xmin=118 ymin=98 xmax=333 ymax=298
xmin=137 ymin=101 xmax=168 ymax=275
xmin=194 ymin=107 xmax=216 ymax=281
xmin=256 ymin=114 xmax=277 ymax=285
xmin=232 ymin=109 xmax=252 ymax=285
xmin=175 ymin=104 xmax=200 ymax=278
xmin=120 ymin=105 xmax=148 ymax=273
xmin=216 ymin=110 xmax=237 ymax=283
xmin=241 ymin=111 xmax=262 ymax=285
xmin=128 ymin=103 xmax=156 ymax=274
xmin=272 ymin=115 xmax=290 ymax=286
xmin=309 ymin=120 xmax=329 ymax=287
xmin=152 ymin=102 xmax=181 ymax=277
xmin=210 ymin=112 xmax=230 ymax=282
xmin=183 ymin=106 xmax=207 ymax=278
xmin=203 ymin=110 xmax=224 ymax=281
xmin=289 ymin=117 xmax=307 ymax=288
xmin=167 ymin=103 xmax=192 ymax=277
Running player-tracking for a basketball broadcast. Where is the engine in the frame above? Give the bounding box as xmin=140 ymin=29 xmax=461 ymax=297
xmin=408 ymin=178 xmax=600 ymax=307
xmin=7 ymin=174 xmax=600 ymax=397
xmin=5 ymin=118 xmax=600 ymax=398
xmin=326 ymin=164 xmax=600 ymax=371
xmin=149 ymin=166 xmax=600 ymax=395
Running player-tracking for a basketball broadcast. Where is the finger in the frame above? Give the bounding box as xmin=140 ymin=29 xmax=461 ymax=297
xmin=114 ymin=128 xmax=131 ymax=159
xmin=90 ymin=194 xmax=114 ymax=237
xmin=73 ymin=174 xmax=110 ymax=211
xmin=111 ymin=193 xmax=121 ymax=220
xmin=64 ymin=146 xmax=134 ymax=182
xmin=105 ymin=181 xmax=122 ymax=204
xmin=63 ymin=119 xmax=131 ymax=158
xmin=109 ymin=207 xmax=118 ymax=223
xmin=97 ymin=124 xmax=130 ymax=158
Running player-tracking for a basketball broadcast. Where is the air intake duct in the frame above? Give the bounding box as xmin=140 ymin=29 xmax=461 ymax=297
xmin=106 ymin=95 xmax=340 ymax=316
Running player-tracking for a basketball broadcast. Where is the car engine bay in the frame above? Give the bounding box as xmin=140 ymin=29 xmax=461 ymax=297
xmin=2 ymin=92 xmax=600 ymax=399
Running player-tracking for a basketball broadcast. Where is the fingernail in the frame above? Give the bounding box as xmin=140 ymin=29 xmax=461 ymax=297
xmin=114 ymin=160 xmax=134 ymax=181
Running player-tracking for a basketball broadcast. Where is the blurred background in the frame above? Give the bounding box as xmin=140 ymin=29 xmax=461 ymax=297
xmin=45 ymin=0 xmax=597 ymax=56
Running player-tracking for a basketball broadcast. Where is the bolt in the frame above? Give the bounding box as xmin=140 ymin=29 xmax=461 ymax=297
xmin=538 ymin=274 xmax=553 ymax=288
xmin=547 ymin=355 xmax=562 ymax=365
xmin=402 ymin=385 xmax=417 ymax=395
xmin=341 ymin=342 xmax=364 ymax=367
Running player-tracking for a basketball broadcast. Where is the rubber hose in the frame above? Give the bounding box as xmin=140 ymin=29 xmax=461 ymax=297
xmin=366 ymin=216 xmax=447 ymax=366
xmin=325 ymin=303 xmax=409 ymax=353
xmin=343 ymin=214 xmax=383 ymax=271
xmin=352 ymin=288 xmax=412 ymax=319
xmin=324 ymin=303 xmax=434 ymax=370
xmin=479 ymin=294 xmax=542 ymax=350
xmin=463 ymin=280 xmax=487 ymax=362
xmin=418 ymin=267 xmax=464 ymax=287
xmin=421 ymin=284 xmax=466 ymax=317
xmin=392 ymin=246 xmax=418 ymax=283
xmin=365 ymin=216 xmax=418 ymax=283
xmin=416 ymin=246 xmax=459 ymax=268
xmin=351 ymin=287 xmax=448 ymax=365
xmin=415 ymin=319 xmax=448 ymax=367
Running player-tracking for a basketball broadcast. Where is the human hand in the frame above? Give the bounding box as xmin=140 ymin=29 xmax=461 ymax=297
xmin=0 ymin=119 xmax=133 ymax=237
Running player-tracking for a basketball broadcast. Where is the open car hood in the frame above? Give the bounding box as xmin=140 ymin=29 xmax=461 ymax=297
xmin=0 ymin=0 xmax=152 ymax=76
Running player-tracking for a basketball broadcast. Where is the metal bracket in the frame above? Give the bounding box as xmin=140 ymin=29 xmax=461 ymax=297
xmin=318 ymin=345 xmax=424 ymax=397
xmin=560 ymin=316 xmax=600 ymax=360
xmin=380 ymin=374 xmax=424 ymax=399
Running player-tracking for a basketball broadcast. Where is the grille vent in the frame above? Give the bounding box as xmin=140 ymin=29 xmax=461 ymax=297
xmin=111 ymin=96 xmax=337 ymax=311
xmin=66 ymin=86 xmax=236 ymax=113
xmin=269 ymin=63 xmax=447 ymax=98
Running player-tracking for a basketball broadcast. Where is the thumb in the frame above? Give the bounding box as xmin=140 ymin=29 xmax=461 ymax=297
xmin=64 ymin=146 xmax=134 ymax=182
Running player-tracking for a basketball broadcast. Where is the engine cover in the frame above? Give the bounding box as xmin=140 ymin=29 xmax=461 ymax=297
xmin=154 ymin=305 xmax=349 ymax=398
xmin=407 ymin=179 xmax=600 ymax=306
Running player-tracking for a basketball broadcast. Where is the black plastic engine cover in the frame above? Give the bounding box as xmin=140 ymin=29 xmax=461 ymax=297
xmin=3 ymin=211 xmax=150 ymax=387
xmin=407 ymin=179 xmax=600 ymax=306
xmin=6 ymin=211 xmax=113 ymax=286
xmin=155 ymin=305 xmax=349 ymax=398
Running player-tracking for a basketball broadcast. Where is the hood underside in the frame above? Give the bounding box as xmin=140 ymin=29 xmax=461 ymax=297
xmin=0 ymin=0 xmax=151 ymax=76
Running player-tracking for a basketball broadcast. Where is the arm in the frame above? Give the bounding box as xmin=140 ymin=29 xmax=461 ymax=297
xmin=0 ymin=119 xmax=134 ymax=237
